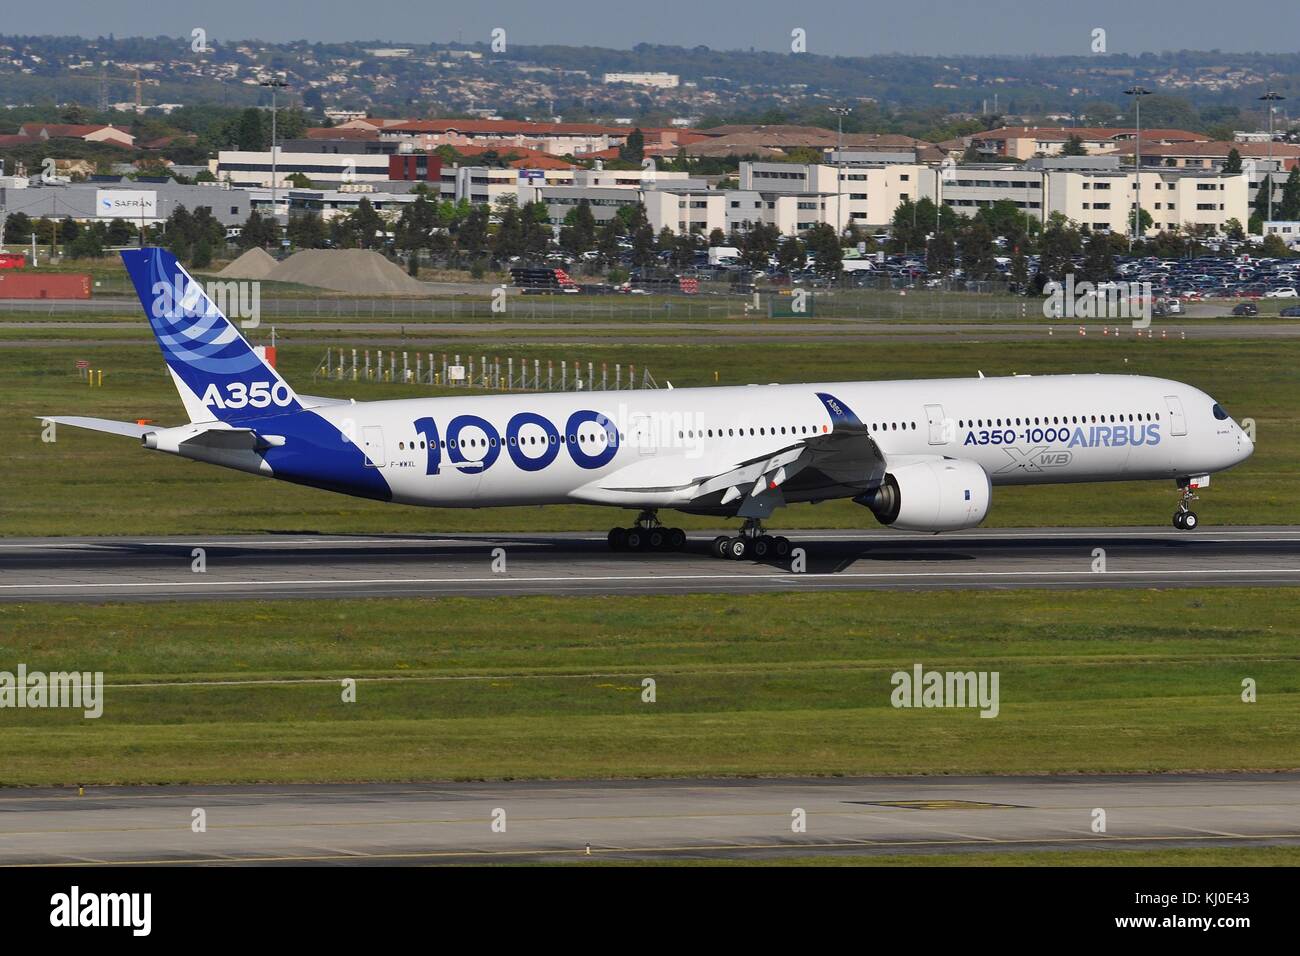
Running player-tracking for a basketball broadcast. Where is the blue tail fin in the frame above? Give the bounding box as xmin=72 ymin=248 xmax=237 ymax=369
xmin=122 ymin=247 xmax=300 ymax=423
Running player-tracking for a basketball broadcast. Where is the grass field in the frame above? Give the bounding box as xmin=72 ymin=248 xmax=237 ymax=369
xmin=598 ymin=847 xmax=1300 ymax=866
xmin=3 ymin=335 xmax=1294 ymax=535
xmin=0 ymin=589 xmax=1295 ymax=786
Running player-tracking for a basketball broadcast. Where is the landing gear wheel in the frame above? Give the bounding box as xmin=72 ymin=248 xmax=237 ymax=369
xmin=648 ymin=528 xmax=667 ymax=551
xmin=752 ymin=535 xmax=774 ymax=560
xmin=773 ymin=536 xmax=792 ymax=558
xmin=667 ymin=528 xmax=687 ymax=551
xmin=625 ymin=528 xmax=647 ymax=550
xmin=712 ymin=535 xmax=731 ymax=559
xmin=726 ymin=537 xmax=750 ymax=560
xmin=608 ymin=527 xmax=628 ymax=551
xmin=1181 ymin=511 xmax=1198 ymax=530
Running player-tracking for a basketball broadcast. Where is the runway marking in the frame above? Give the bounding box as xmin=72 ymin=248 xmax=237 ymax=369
xmin=1 ymin=528 xmax=1298 ymax=551
xmin=854 ymin=800 xmax=1027 ymax=810
xmin=8 ymin=831 xmax=1300 ymax=866
xmin=4 ymin=566 xmax=1300 ymax=592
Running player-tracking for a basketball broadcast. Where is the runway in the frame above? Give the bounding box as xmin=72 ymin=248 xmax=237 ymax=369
xmin=1 ymin=527 xmax=1298 ymax=602
xmin=1 ymin=773 xmax=1296 ymax=865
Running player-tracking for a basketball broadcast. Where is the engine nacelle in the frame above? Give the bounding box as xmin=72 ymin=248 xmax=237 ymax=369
xmin=857 ymin=458 xmax=991 ymax=532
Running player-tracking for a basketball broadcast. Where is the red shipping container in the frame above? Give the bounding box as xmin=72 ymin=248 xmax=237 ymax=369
xmin=0 ymin=273 xmax=92 ymax=299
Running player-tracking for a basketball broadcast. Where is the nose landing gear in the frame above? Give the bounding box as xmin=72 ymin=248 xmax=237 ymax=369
xmin=1172 ymin=478 xmax=1202 ymax=530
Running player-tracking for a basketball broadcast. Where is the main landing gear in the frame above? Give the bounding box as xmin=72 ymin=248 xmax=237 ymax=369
xmin=1172 ymin=481 xmax=1200 ymax=531
xmin=607 ymin=510 xmax=687 ymax=552
xmin=710 ymin=518 xmax=792 ymax=561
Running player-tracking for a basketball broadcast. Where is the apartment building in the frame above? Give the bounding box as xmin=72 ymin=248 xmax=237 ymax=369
xmin=739 ymin=160 xmax=925 ymax=230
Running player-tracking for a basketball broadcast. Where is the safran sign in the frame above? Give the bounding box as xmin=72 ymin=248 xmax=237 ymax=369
xmin=95 ymin=189 xmax=158 ymax=219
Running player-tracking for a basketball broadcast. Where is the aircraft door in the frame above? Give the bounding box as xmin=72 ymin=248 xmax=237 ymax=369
xmin=925 ymin=404 xmax=951 ymax=445
xmin=361 ymin=426 xmax=386 ymax=467
xmin=1164 ymin=396 xmax=1188 ymax=437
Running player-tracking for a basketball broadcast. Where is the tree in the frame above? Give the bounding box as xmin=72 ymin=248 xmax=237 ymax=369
xmin=739 ymin=221 xmax=779 ymax=271
xmin=1254 ymin=174 xmax=1274 ymax=222
xmin=889 ymin=199 xmax=926 ymax=253
xmin=285 ymin=172 xmax=314 ymax=188
xmin=958 ymin=220 xmax=998 ymax=280
xmin=455 ymin=205 xmax=490 ymax=262
xmin=775 ymin=236 xmax=805 ymax=275
xmin=1278 ymin=166 xmax=1300 ymax=221
xmin=707 ymin=227 xmax=728 ymax=248
xmin=235 ymin=108 xmax=266 ymax=150
xmin=1081 ymin=230 xmax=1114 ymax=283
xmin=520 ymin=200 xmax=552 ymax=259
xmin=237 ymin=210 xmax=280 ymax=250
xmin=1261 ymin=233 xmax=1293 ymax=258
xmin=926 ymin=229 xmax=956 ymax=276
xmin=192 ymin=238 xmax=214 ymax=268
xmin=630 ymin=223 xmax=656 ymax=267
xmin=492 ymin=204 xmax=523 ymax=262
xmin=3 ymin=211 xmax=32 ymax=243
xmin=1223 ymin=148 xmax=1243 ymax=175
xmin=1009 ymin=249 xmax=1030 ymax=290
xmin=803 ymin=223 xmax=842 ymax=276
xmin=1062 ymin=134 xmax=1087 ymax=157
xmin=1038 ymin=214 xmax=1083 ymax=282
xmin=619 ymin=128 xmax=645 ymax=163
xmin=69 ymin=223 xmax=106 ymax=259
xmin=594 ymin=218 xmax=621 ymax=269
xmin=106 ymin=218 xmax=136 ymax=246
xmin=288 ymin=211 xmax=329 ymax=249
xmin=348 ymin=197 xmax=385 ymax=250
xmin=559 ymin=201 xmax=597 ymax=257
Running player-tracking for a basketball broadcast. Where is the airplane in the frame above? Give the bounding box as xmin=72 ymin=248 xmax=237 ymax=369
xmin=43 ymin=248 xmax=1254 ymax=560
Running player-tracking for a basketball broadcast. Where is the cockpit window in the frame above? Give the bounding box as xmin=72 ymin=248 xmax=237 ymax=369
xmin=1212 ymin=403 xmax=1229 ymax=421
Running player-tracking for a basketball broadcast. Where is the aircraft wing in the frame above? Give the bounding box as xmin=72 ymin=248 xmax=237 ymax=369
xmin=570 ymin=420 xmax=887 ymax=518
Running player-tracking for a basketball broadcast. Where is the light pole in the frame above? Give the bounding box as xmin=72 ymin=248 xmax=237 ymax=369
xmin=260 ymin=75 xmax=289 ymax=227
xmin=1259 ymin=91 xmax=1285 ymax=223
xmin=829 ymin=106 xmax=852 ymax=240
xmin=1124 ymin=86 xmax=1151 ymax=249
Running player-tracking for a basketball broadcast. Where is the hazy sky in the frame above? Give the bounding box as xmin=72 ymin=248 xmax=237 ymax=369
xmin=9 ymin=0 xmax=1300 ymax=57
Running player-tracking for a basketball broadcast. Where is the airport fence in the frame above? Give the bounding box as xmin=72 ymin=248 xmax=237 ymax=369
xmin=312 ymin=348 xmax=659 ymax=391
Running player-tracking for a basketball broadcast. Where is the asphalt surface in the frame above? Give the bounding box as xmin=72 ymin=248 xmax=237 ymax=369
xmin=1 ymin=527 xmax=1297 ymax=602
xmin=2 ymin=319 xmax=1298 ymax=348
xmin=1 ymin=774 xmax=1295 ymax=865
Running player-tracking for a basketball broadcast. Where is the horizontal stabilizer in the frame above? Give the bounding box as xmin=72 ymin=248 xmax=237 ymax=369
xmin=37 ymin=416 xmax=153 ymax=439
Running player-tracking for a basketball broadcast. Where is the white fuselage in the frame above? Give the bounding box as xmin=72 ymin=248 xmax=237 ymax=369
xmin=298 ymin=373 xmax=1251 ymax=511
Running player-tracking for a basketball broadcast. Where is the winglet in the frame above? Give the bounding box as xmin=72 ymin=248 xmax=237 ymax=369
xmin=814 ymin=392 xmax=864 ymax=430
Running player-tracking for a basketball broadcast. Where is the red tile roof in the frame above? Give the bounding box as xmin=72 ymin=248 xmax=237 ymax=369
xmin=387 ymin=118 xmax=629 ymax=136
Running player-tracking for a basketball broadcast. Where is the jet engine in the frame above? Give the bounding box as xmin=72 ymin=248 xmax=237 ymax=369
xmin=857 ymin=458 xmax=991 ymax=532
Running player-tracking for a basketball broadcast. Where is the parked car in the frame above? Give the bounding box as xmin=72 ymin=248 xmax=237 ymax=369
xmin=1279 ymin=306 xmax=1300 ymax=317
xmin=1231 ymin=302 xmax=1260 ymax=316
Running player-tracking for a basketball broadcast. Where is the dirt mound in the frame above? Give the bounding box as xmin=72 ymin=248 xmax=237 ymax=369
xmin=268 ymin=249 xmax=427 ymax=295
xmin=215 ymin=247 xmax=278 ymax=280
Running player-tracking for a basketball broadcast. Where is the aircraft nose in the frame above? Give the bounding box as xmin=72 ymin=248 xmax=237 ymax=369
xmin=1237 ymin=424 xmax=1254 ymax=462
